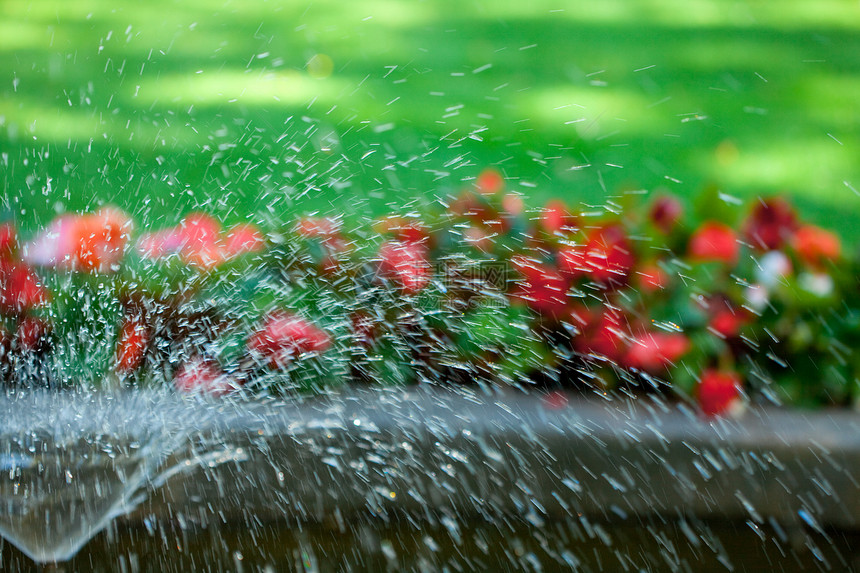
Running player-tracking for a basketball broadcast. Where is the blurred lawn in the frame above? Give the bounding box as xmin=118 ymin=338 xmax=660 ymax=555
xmin=2 ymin=0 xmax=860 ymax=241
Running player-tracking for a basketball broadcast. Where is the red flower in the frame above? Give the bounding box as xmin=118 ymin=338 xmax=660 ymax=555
xmin=115 ymin=314 xmax=151 ymax=374
xmin=0 ymin=223 xmax=17 ymax=261
xmin=624 ymin=332 xmax=690 ymax=373
xmin=25 ymin=208 xmax=132 ymax=272
xmin=541 ymin=200 xmax=578 ymax=235
xmin=475 ymin=168 xmax=504 ymax=195
xmin=374 ymin=216 xmax=430 ymax=245
xmin=449 ymin=192 xmax=506 ymax=232
xmin=247 ymin=310 xmax=331 ymax=369
xmin=708 ymin=303 xmax=750 ymax=339
xmin=557 ymin=245 xmax=588 ymax=280
xmin=0 ymin=262 xmax=50 ymax=315
xmin=351 ymin=312 xmax=378 ymax=349
xmin=295 ymin=216 xmax=341 ymax=240
xmin=173 ymin=357 xmax=236 ymax=396
xmin=541 ymin=391 xmax=569 ymax=410
xmin=295 ymin=216 xmax=350 ymax=274
xmin=572 ymin=308 xmax=628 ymax=363
xmin=697 ymin=369 xmax=742 ymax=417
xmin=178 ymin=212 xmax=224 ymax=269
xmin=377 ymin=240 xmax=431 ymax=294
xmin=587 ymin=225 xmax=634 ymax=285
xmin=73 ymin=208 xmax=133 ymax=272
xmin=510 ymin=256 xmax=569 ymax=318
xmin=744 ymin=197 xmax=798 ymax=251
xmin=636 ymin=263 xmax=669 ymax=293
xmin=649 ymin=195 xmax=683 ymax=234
xmin=688 ymin=221 xmax=739 ymax=265
xmin=558 ymin=225 xmax=634 ymax=286
xmin=792 ymin=225 xmax=840 ymax=269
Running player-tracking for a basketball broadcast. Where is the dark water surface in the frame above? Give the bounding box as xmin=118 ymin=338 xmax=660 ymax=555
xmin=3 ymin=516 xmax=859 ymax=572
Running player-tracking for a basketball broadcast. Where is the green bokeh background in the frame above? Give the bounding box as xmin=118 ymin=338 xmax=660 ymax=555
xmin=2 ymin=0 xmax=859 ymax=241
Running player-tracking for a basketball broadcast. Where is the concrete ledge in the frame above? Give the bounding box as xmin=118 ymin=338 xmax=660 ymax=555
xmin=3 ymin=387 xmax=860 ymax=570
xmin=133 ymin=386 xmax=860 ymax=531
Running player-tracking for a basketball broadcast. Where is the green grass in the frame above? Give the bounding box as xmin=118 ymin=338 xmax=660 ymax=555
xmin=2 ymin=0 xmax=860 ymax=242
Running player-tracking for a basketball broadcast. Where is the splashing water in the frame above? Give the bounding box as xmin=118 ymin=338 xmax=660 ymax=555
xmin=2 ymin=1 xmax=860 ymax=570
xmin=3 ymin=384 xmax=859 ymax=571
xmin=0 ymin=388 xmax=238 ymax=562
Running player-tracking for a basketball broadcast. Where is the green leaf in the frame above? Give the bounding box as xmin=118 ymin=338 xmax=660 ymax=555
xmin=457 ymin=303 xmax=532 ymax=356
xmin=41 ymin=271 xmax=123 ymax=387
xmin=692 ymin=184 xmax=741 ymax=227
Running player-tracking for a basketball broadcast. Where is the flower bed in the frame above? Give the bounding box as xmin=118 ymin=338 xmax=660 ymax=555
xmin=1 ymin=171 xmax=857 ymax=414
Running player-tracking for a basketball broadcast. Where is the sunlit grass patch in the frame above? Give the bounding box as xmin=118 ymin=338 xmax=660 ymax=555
xmin=0 ymin=20 xmax=57 ymax=51
xmin=693 ymin=137 xmax=859 ymax=205
xmin=483 ymin=0 xmax=860 ymax=30
xmin=0 ymin=99 xmax=208 ymax=150
xmin=132 ymin=69 xmax=350 ymax=108
xmin=520 ymin=85 xmax=672 ymax=139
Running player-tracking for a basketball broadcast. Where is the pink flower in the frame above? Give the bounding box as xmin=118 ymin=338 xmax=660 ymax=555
xmin=247 ymin=310 xmax=331 ymax=369
xmin=462 ymin=226 xmax=494 ymax=252
xmin=223 ymin=224 xmax=266 ymax=257
xmin=177 ymin=212 xmax=224 ymax=269
xmin=377 ymin=240 xmax=431 ymax=294
xmin=501 ymin=193 xmax=524 ymax=216
xmin=137 ymin=228 xmax=185 ymax=259
xmin=138 ymin=217 xmax=266 ymax=268
xmin=173 ymin=358 xmax=237 ymax=397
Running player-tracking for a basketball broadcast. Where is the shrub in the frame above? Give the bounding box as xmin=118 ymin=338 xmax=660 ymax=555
xmin=3 ymin=171 xmax=858 ymax=415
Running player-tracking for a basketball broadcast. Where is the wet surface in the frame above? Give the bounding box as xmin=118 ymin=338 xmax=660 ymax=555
xmin=3 ymin=514 xmax=859 ymax=572
xmin=2 ymin=388 xmax=860 ymax=571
